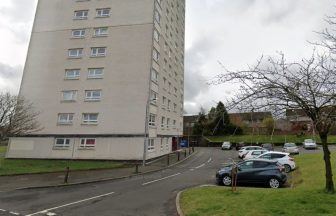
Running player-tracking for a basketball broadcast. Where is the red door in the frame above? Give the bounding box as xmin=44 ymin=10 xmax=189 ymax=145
xmin=172 ymin=137 xmax=178 ymax=151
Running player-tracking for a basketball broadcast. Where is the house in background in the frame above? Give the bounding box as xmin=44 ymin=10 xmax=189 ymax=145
xmin=229 ymin=112 xmax=273 ymax=134
xmin=7 ymin=0 xmax=186 ymax=161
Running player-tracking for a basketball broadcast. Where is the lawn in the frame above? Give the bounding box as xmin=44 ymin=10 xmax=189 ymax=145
xmin=0 ymin=147 xmax=127 ymax=176
xmin=206 ymin=135 xmax=336 ymax=144
xmin=180 ymin=152 xmax=336 ymax=216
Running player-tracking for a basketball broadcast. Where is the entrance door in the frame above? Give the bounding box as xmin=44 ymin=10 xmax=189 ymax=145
xmin=172 ymin=137 xmax=178 ymax=151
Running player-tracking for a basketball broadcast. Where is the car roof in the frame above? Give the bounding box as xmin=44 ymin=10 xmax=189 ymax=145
xmin=244 ymin=158 xmax=278 ymax=163
xmin=242 ymin=146 xmax=262 ymax=148
xmin=261 ymin=151 xmax=289 ymax=155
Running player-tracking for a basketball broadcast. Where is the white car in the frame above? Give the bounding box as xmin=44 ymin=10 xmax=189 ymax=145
xmin=221 ymin=141 xmax=232 ymax=150
xmin=257 ymin=151 xmax=296 ymax=173
xmin=238 ymin=146 xmax=266 ymax=159
xmin=283 ymin=143 xmax=299 ymax=154
xmin=242 ymin=149 xmax=268 ymax=160
xmin=303 ymin=139 xmax=317 ymax=149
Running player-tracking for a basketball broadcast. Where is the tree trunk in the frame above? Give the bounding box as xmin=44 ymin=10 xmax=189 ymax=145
xmin=320 ymin=134 xmax=335 ymax=194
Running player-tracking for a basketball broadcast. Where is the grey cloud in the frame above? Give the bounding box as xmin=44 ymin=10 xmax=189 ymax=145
xmin=0 ymin=62 xmax=21 ymax=79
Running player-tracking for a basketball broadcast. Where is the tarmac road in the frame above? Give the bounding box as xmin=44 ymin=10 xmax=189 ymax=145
xmin=0 ymin=146 xmax=333 ymax=216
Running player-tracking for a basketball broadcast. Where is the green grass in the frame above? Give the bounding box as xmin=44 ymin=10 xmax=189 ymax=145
xmin=0 ymin=146 xmax=127 ymax=176
xmin=0 ymin=146 xmax=7 ymax=154
xmin=180 ymin=152 xmax=336 ymax=216
xmin=206 ymin=135 xmax=336 ymax=144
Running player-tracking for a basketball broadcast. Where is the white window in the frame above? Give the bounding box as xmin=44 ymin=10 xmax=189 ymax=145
xmin=91 ymin=47 xmax=107 ymax=57
xmin=82 ymin=113 xmax=99 ymax=124
xmin=96 ymin=8 xmax=110 ymax=17
xmin=58 ymin=113 xmax=74 ymax=125
xmin=65 ymin=69 xmax=80 ymax=79
xmin=88 ymin=68 xmax=104 ymax=79
xmin=154 ymin=29 xmax=160 ymax=42
xmin=94 ymin=27 xmax=108 ymax=36
xmin=149 ymin=114 xmax=156 ymax=127
xmin=150 ymin=90 xmax=158 ymax=105
xmin=167 ymin=100 xmax=171 ymax=111
xmin=173 ymin=103 xmax=177 ymax=112
xmin=62 ymin=90 xmax=77 ymax=101
xmin=154 ymin=10 xmax=161 ymax=24
xmin=54 ymin=138 xmax=70 ymax=149
xmin=68 ymin=49 xmax=83 ymax=58
xmin=162 ymin=96 xmax=166 ymax=107
xmin=74 ymin=10 xmax=88 ymax=20
xmin=151 ymin=69 xmax=158 ymax=83
xmin=85 ymin=90 xmax=102 ymax=101
xmin=148 ymin=139 xmax=155 ymax=152
xmin=80 ymin=138 xmax=96 ymax=148
xmin=72 ymin=29 xmax=85 ymax=38
xmin=161 ymin=117 xmax=165 ymax=128
xmin=153 ymin=48 xmax=160 ymax=62
xmin=166 ymin=138 xmax=169 ymax=150
xmin=160 ymin=138 xmax=164 ymax=151
xmin=167 ymin=118 xmax=170 ymax=129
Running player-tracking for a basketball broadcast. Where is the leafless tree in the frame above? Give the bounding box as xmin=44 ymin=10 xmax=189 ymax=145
xmin=210 ymin=53 xmax=336 ymax=193
xmin=0 ymin=92 xmax=41 ymax=141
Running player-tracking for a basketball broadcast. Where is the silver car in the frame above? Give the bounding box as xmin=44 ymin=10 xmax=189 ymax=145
xmin=221 ymin=141 xmax=232 ymax=150
xmin=283 ymin=143 xmax=299 ymax=154
xmin=303 ymin=139 xmax=317 ymax=149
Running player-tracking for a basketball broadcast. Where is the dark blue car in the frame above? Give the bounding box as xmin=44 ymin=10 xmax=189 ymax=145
xmin=216 ymin=159 xmax=287 ymax=188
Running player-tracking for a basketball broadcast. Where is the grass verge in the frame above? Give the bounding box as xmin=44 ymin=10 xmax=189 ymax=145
xmin=0 ymin=147 xmax=127 ymax=176
xmin=180 ymin=152 xmax=336 ymax=216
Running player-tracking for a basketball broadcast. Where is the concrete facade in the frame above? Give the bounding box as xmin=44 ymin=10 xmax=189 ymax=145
xmin=7 ymin=0 xmax=185 ymax=160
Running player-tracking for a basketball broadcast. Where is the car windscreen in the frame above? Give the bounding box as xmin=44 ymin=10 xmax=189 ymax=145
xmin=284 ymin=143 xmax=296 ymax=147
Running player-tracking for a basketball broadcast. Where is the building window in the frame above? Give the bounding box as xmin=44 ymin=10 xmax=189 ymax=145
xmin=91 ymin=47 xmax=107 ymax=57
xmin=85 ymin=90 xmax=102 ymax=101
xmin=80 ymin=138 xmax=96 ymax=148
xmin=160 ymin=138 xmax=164 ymax=151
xmin=54 ymin=138 xmax=70 ymax=149
xmin=153 ymin=29 xmax=160 ymax=42
xmin=88 ymin=68 xmax=104 ymax=79
xmin=161 ymin=117 xmax=165 ymax=128
xmin=72 ymin=29 xmax=85 ymax=38
xmin=65 ymin=69 xmax=80 ymax=80
xmin=74 ymin=10 xmax=88 ymax=20
xmin=58 ymin=113 xmax=74 ymax=125
xmin=167 ymin=100 xmax=171 ymax=111
xmin=173 ymin=120 xmax=176 ymax=129
xmin=68 ymin=49 xmax=83 ymax=58
xmin=151 ymin=69 xmax=158 ymax=83
xmin=173 ymin=103 xmax=177 ymax=112
xmin=148 ymin=139 xmax=155 ymax=152
xmin=167 ymin=118 xmax=170 ymax=129
xmin=166 ymin=138 xmax=169 ymax=150
xmin=149 ymin=114 xmax=156 ymax=127
xmin=62 ymin=90 xmax=77 ymax=101
xmin=94 ymin=27 xmax=108 ymax=37
xmin=82 ymin=113 xmax=99 ymax=124
xmin=153 ymin=48 xmax=160 ymax=62
xmin=150 ymin=90 xmax=158 ymax=105
xmin=162 ymin=96 xmax=166 ymax=108
xmin=154 ymin=10 xmax=161 ymax=24
xmin=96 ymin=8 xmax=110 ymax=17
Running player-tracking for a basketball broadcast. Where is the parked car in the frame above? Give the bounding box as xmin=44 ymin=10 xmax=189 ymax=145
xmin=257 ymin=151 xmax=295 ymax=173
xmin=261 ymin=143 xmax=274 ymax=151
xmin=235 ymin=142 xmax=245 ymax=151
xmin=283 ymin=143 xmax=299 ymax=154
xmin=303 ymin=139 xmax=317 ymax=149
xmin=243 ymin=149 xmax=269 ymax=160
xmin=221 ymin=141 xmax=232 ymax=150
xmin=238 ymin=146 xmax=266 ymax=159
xmin=216 ymin=159 xmax=287 ymax=188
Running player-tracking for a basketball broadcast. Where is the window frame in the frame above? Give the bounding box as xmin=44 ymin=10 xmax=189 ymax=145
xmin=58 ymin=113 xmax=74 ymax=125
xmin=82 ymin=113 xmax=99 ymax=125
xmin=54 ymin=138 xmax=71 ymax=149
xmin=79 ymin=138 xmax=96 ymax=149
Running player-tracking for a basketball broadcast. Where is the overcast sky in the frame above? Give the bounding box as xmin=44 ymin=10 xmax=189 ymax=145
xmin=0 ymin=0 xmax=334 ymax=114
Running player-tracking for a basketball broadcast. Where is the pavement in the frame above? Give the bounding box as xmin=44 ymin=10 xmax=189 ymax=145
xmin=0 ymin=146 xmax=333 ymax=216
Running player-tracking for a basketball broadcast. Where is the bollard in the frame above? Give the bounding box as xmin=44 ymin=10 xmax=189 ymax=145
xmin=135 ymin=164 xmax=139 ymax=174
xmin=177 ymin=151 xmax=180 ymax=161
xmin=189 ymin=147 xmax=191 ymax=155
xmin=192 ymin=147 xmax=194 ymax=152
xmin=184 ymin=149 xmax=187 ymax=158
xmin=64 ymin=166 xmax=70 ymax=184
xmin=167 ymin=154 xmax=170 ymax=166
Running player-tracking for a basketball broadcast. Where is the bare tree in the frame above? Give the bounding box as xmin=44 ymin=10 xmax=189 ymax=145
xmin=211 ymin=53 xmax=336 ymax=193
xmin=0 ymin=92 xmax=41 ymax=141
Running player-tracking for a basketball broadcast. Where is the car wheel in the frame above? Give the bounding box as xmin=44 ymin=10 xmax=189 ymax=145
xmin=222 ymin=175 xmax=232 ymax=186
xmin=269 ymin=178 xmax=281 ymax=189
xmin=284 ymin=164 xmax=291 ymax=173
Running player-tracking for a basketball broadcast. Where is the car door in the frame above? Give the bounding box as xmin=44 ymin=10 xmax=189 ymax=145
xmin=237 ymin=161 xmax=255 ymax=183
xmin=252 ymin=161 xmax=271 ymax=183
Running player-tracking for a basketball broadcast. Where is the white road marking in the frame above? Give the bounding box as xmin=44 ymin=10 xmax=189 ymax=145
xmin=10 ymin=212 xmax=20 ymax=215
xmin=207 ymin=158 xmax=212 ymax=163
xmin=142 ymin=173 xmax=181 ymax=186
xmin=194 ymin=163 xmax=205 ymax=169
xmin=189 ymin=168 xmax=195 ymax=171
xmin=0 ymin=209 xmax=6 ymax=212
xmin=26 ymin=192 xmax=115 ymax=216
xmin=46 ymin=212 xmax=57 ymax=216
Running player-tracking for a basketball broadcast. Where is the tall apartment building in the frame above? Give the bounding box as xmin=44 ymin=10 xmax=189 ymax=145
xmin=7 ymin=0 xmax=185 ymax=160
